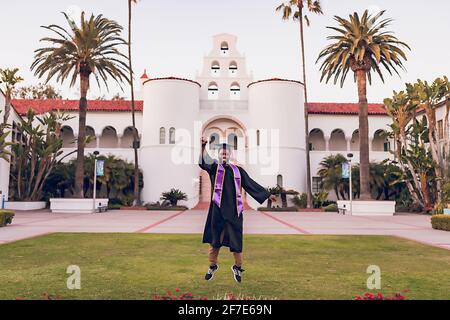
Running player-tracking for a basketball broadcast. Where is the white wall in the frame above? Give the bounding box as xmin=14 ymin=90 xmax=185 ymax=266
xmin=247 ymin=80 xmax=306 ymax=208
xmin=0 ymin=94 xmax=22 ymax=202
xmin=140 ymin=79 xmax=200 ymax=207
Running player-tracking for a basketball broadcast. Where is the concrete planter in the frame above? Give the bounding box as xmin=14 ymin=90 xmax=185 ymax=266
xmin=4 ymin=201 xmax=46 ymax=211
xmin=50 ymin=198 xmax=109 ymax=213
xmin=337 ymin=200 xmax=396 ymax=216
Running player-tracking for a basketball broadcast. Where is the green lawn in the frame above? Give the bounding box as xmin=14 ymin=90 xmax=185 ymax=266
xmin=1 ymin=233 xmax=450 ymax=300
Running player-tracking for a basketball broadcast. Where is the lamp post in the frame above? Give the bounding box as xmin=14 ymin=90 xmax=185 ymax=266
xmin=92 ymin=151 xmax=100 ymax=213
xmin=347 ymin=153 xmax=354 ymax=216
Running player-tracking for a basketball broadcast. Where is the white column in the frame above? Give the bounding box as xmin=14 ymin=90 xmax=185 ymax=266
xmin=346 ymin=137 xmax=351 ymax=152
xmin=325 ymin=136 xmax=330 ymax=151
xmin=96 ymin=134 xmax=101 ymax=149
xmin=117 ymin=134 xmax=123 ymax=149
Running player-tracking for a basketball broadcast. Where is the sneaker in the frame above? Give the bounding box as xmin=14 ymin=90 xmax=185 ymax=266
xmin=204 ymin=264 xmax=219 ymax=281
xmin=231 ymin=265 xmax=245 ymax=283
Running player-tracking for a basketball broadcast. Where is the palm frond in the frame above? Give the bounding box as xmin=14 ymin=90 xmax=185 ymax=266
xmin=31 ymin=12 xmax=130 ymax=91
xmin=317 ymin=9 xmax=409 ymax=87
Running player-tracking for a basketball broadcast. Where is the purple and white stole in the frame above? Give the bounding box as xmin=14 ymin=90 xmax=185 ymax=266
xmin=212 ymin=163 xmax=244 ymax=217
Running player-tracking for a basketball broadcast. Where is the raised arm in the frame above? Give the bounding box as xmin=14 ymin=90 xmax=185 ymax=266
xmin=239 ymin=167 xmax=275 ymax=205
xmin=199 ymin=137 xmax=216 ymax=173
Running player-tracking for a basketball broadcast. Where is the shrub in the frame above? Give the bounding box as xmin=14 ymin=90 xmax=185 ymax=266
xmin=161 ymin=189 xmax=187 ymax=206
xmin=292 ymin=193 xmax=307 ymax=208
xmin=324 ymin=204 xmax=338 ymax=212
xmin=313 ymin=191 xmax=329 ymax=208
xmin=0 ymin=210 xmax=15 ymax=227
xmin=257 ymin=207 xmax=298 ymax=212
xmin=145 ymin=202 xmax=188 ymax=211
xmin=431 ymin=214 xmax=450 ymax=231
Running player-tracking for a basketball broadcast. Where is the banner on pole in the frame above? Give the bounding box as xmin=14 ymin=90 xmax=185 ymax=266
xmin=96 ymin=160 xmax=105 ymax=177
xmin=342 ymin=162 xmax=350 ymax=179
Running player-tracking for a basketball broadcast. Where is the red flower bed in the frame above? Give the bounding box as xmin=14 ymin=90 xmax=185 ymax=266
xmin=354 ymin=290 xmax=408 ymax=300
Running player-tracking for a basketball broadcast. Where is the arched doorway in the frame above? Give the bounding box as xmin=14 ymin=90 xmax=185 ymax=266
xmin=197 ymin=117 xmax=249 ymax=208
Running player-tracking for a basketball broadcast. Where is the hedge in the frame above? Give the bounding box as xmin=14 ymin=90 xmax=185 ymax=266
xmin=257 ymin=207 xmax=299 ymax=212
xmin=0 ymin=210 xmax=15 ymax=227
xmin=324 ymin=204 xmax=338 ymax=212
xmin=145 ymin=205 xmax=188 ymax=211
xmin=431 ymin=215 xmax=450 ymax=232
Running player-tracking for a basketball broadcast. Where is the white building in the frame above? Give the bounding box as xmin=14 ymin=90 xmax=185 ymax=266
xmin=2 ymin=34 xmax=403 ymax=209
xmin=0 ymin=90 xmax=22 ymax=202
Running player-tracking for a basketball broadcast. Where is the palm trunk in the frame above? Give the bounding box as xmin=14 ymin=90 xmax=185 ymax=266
xmin=397 ymin=133 xmax=424 ymax=207
xmin=128 ymin=0 xmax=141 ymax=206
xmin=297 ymin=1 xmax=313 ymax=208
xmin=356 ymin=70 xmax=371 ymax=200
xmin=444 ymin=98 xmax=450 ymax=171
xmin=74 ymin=73 xmax=89 ymax=198
xmin=425 ymin=107 xmax=442 ymax=201
xmin=3 ymin=92 xmax=11 ymax=126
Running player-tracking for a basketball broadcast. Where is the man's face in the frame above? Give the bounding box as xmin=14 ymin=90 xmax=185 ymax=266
xmin=218 ymin=148 xmax=231 ymax=164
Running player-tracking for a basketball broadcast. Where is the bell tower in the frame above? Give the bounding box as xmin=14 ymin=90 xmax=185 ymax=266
xmin=196 ymin=34 xmax=253 ymax=104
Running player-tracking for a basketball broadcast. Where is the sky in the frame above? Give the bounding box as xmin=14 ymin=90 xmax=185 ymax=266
xmin=1 ymin=0 xmax=449 ymax=103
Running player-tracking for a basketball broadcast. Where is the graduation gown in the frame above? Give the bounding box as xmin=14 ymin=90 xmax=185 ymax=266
xmin=199 ymin=152 xmax=270 ymax=253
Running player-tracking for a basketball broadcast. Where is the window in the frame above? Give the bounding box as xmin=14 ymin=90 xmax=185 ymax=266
xmin=208 ymin=82 xmax=219 ymax=100
xmin=211 ymin=61 xmax=220 ymax=77
xmin=228 ymin=134 xmax=238 ymax=150
xmin=220 ymin=41 xmax=229 ymax=56
xmin=256 ymin=130 xmax=260 ymax=147
xmin=229 ymin=61 xmax=237 ymax=77
xmin=438 ymin=120 xmax=444 ymax=140
xmin=230 ymin=82 xmax=240 ymax=100
xmin=209 ymin=133 xmax=219 ymax=150
xmin=169 ymin=127 xmax=176 ymax=144
xmin=312 ymin=177 xmax=322 ymax=194
xmin=383 ymin=142 xmax=390 ymax=152
xmin=159 ymin=127 xmax=166 ymax=144
xmin=277 ymin=174 xmax=283 ymax=188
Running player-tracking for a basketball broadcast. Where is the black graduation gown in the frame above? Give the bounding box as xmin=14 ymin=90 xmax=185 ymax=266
xmin=199 ymin=152 xmax=270 ymax=253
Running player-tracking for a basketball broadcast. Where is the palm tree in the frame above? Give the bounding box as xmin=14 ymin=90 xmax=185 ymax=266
xmin=276 ymin=0 xmax=323 ymax=208
xmin=31 ymin=12 xmax=129 ymax=198
xmin=128 ymin=0 xmax=141 ymax=205
xmin=0 ymin=68 xmax=23 ymax=127
xmin=0 ymin=111 xmax=11 ymax=161
xmin=317 ymin=10 xmax=409 ymax=200
xmin=317 ymin=154 xmax=347 ymax=199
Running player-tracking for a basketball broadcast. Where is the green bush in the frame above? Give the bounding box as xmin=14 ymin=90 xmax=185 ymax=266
xmin=324 ymin=204 xmax=338 ymax=212
xmin=145 ymin=203 xmax=188 ymax=211
xmin=292 ymin=193 xmax=307 ymax=208
xmin=161 ymin=189 xmax=187 ymax=206
xmin=0 ymin=210 xmax=15 ymax=227
xmin=431 ymin=215 xmax=450 ymax=232
xmin=257 ymin=207 xmax=298 ymax=212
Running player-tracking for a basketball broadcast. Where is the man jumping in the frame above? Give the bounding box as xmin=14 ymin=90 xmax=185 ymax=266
xmin=199 ymin=137 xmax=276 ymax=283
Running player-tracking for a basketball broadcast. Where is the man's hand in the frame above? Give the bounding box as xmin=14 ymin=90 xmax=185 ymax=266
xmin=201 ymin=137 xmax=208 ymax=147
xmin=269 ymin=195 xmax=277 ymax=202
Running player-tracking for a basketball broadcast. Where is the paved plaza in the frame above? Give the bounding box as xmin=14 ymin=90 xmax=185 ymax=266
xmin=1 ymin=209 xmax=450 ymax=250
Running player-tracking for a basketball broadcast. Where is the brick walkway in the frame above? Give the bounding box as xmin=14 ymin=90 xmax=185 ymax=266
xmin=1 ymin=209 xmax=450 ymax=250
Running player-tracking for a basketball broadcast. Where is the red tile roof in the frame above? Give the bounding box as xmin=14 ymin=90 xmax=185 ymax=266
xmin=12 ymin=99 xmax=144 ymax=115
xmin=307 ymin=102 xmax=387 ymax=115
xmin=11 ymin=99 xmax=387 ymax=116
